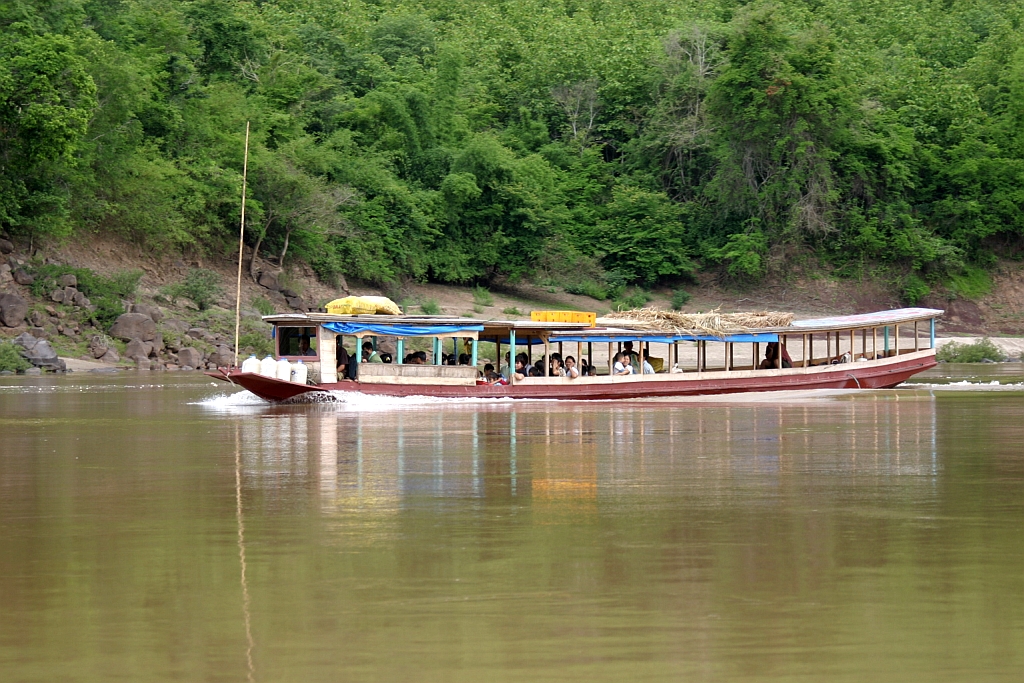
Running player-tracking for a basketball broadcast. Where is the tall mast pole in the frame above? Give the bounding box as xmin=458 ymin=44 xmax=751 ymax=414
xmin=233 ymin=121 xmax=251 ymax=369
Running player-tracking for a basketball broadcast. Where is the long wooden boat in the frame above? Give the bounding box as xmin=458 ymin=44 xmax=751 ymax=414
xmin=208 ymin=308 xmax=942 ymax=402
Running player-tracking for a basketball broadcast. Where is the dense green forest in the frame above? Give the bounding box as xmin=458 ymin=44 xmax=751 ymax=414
xmin=2 ymin=0 xmax=1023 ymax=300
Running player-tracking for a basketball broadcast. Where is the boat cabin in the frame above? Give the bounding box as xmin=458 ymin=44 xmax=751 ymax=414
xmin=261 ymin=307 xmax=943 ymax=387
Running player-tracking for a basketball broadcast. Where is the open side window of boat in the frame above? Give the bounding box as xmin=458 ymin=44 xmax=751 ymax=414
xmin=276 ymin=326 xmax=319 ymax=360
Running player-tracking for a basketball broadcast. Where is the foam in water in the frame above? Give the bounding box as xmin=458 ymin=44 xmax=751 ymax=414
xmin=194 ymin=387 xmax=522 ymax=412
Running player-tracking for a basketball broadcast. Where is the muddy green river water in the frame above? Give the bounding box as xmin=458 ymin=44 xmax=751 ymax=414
xmin=1 ymin=367 xmax=1023 ymax=682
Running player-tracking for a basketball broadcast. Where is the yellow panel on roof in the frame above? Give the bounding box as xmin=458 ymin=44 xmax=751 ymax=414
xmin=531 ymin=310 xmax=596 ymax=326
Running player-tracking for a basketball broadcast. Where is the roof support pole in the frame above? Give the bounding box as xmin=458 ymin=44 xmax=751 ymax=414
xmin=884 ymin=326 xmax=889 ymax=357
xmin=396 ymin=338 xmax=404 ymax=364
xmin=914 ymin=320 xmax=919 ymax=352
xmin=930 ymin=318 xmax=936 ymax=349
xmin=894 ymin=324 xmax=900 ymax=357
xmin=544 ymin=338 xmax=550 ymax=376
xmin=471 ymin=339 xmax=478 ymax=367
xmin=803 ymin=334 xmax=808 ymax=368
xmin=509 ymin=329 xmax=516 ymax=385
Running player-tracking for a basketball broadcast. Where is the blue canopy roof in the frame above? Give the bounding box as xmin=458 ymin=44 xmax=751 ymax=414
xmin=322 ymin=322 xmax=484 ymax=337
xmin=547 ymin=332 xmax=779 ymax=343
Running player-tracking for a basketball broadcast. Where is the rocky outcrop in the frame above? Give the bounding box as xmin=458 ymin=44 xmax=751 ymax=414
xmin=257 ymin=270 xmax=281 ymax=291
xmin=131 ymin=303 xmax=163 ymax=323
xmin=177 ymin=347 xmax=203 ymax=369
xmin=108 ymin=312 xmax=157 ymax=341
xmin=13 ymin=332 xmax=65 ymax=372
xmin=209 ymin=345 xmax=234 ymax=367
xmin=12 ymin=268 xmax=33 ymax=285
xmin=125 ymin=338 xmax=154 ymax=360
xmin=0 ymin=292 xmax=28 ymax=327
xmin=0 ymin=238 xmax=14 ymax=254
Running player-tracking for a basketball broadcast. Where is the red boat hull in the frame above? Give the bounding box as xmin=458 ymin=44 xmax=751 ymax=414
xmin=207 ymin=350 xmax=936 ymax=402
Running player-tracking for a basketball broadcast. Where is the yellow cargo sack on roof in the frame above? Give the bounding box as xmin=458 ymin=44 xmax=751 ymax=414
xmin=326 ymin=296 xmax=402 ymax=316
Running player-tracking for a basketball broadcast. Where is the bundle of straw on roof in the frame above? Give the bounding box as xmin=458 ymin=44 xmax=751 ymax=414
xmin=597 ymin=308 xmax=794 ymax=336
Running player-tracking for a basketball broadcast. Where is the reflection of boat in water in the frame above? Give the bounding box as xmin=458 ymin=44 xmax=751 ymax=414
xmin=208 ymin=308 xmax=942 ymax=402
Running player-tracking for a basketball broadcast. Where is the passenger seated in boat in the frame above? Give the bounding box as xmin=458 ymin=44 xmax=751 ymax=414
xmin=380 ymin=352 xmax=393 ymax=363
xmin=336 ymin=344 xmax=350 ymax=373
xmin=564 ymin=356 xmax=579 ymax=379
xmin=613 ymin=352 xmax=633 ymax=376
xmin=586 ymin=363 xmax=597 ymax=376
xmin=641 ymin=350 xmax=656 ymax=375
xmin=362 ymin=341 xmax=383 ymax=363
xmin=759 ymin=342 xmax=793 ymax=369
xmin=500 ymin=352 xmax=511 ymax=380
xmin=550 ymin=357 xmax=565 ymax=377
xmin=622 ymin=342 xmax=640 ymax=373
xmin=298 ymin=337 xmax=317 ymax=356
xmin=485 ymin=370 xmax=507 ymax=385
xmin=458 ymin=353 xmax=471 ymax=366
xmin=514 ymin=354 xmax=531 ymax=380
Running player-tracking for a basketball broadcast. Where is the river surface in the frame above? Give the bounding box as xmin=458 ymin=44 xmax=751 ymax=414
xmin=2 ymin=367 xmax=1023 ymax=682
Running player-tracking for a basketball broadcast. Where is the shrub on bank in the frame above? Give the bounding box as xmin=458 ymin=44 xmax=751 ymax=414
xmin=162 ymin=269 xmax=223 ymax=311
xmin=0 ymin=341 xmax=31 ymax=373
xmin=936 ymin=338 xmax=1004 ymax=363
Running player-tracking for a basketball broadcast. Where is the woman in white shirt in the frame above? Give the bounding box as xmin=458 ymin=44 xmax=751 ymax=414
xmin=612 ymin=352 xmax=633 ymax=376
xmin=564 ymin=356 xmax=580 ymax=379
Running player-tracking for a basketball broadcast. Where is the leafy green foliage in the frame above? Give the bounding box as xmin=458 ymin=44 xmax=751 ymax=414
xmin=937 ymin=338 xmax=1004 ymax=363
xmin=251 ymin=296 xmax=275 ymax=317
xmin=162 ymin=269 xmax=224 ymax=311
xmin=903 ymin=274 xmax=931 ymax=306
xmin=239 ymin=331 xmax=273 ymax=357
xmin=0 ymin=341 xmax=32 ymax=373
xmin=502 ymin=306 xmax=523 ymax=316
xmin=671 ymin=290 xmax=692 ymax=310
xmin=613 ymin=289 xmax=652 ymax=311
xmin=420 ymin=299 xmax=441 ymax=315
xmin=4 ymin=0 xmax=1024 ymax=295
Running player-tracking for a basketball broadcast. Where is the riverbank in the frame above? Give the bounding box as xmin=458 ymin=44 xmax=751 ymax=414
xmin=4 ymin=232 xmax=1024 ymax=375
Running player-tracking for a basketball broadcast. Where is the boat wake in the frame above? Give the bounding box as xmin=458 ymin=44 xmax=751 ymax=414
xmin=194 ymin=388 xmax=523 ymax=411
xmin=901 ymin=380 xmax=1024 ymax=390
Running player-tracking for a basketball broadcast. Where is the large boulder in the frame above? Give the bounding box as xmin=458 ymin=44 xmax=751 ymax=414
xmin=161 ymin=318 xmax=189 ymax=334
xmin=131 ymin=303 xmax=163 ymax=323
xmin=209 ymin=345 xmax=235 ymax=367
xmin=286 ymin=296 xmax=307 ymax=311
xmin=99 ymin=347 xmax=119 ymax=364
xmin=12 ymin=268 xmax=33 ymax=285
xmin=0 ymin=292 xmax=28 ymax=327
xmin=177 ymin=347 xmax=203 ymax=368
xmin=108 ymin=312 xmax=157 ymax=342
xmin=125 ymin=338 xmax=154 ymax=359
xmin=13 ymin=332 xmax=65 ymax=372
xmin=72 ymin=291 xmax=90 ymax=307
xmin=59 ymin=273 xmax=77 ymax=288
xmin=257 ymin=270 xmax=281 ymax=291
xmin=0 ymin=238 xmax=14 ymax=254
